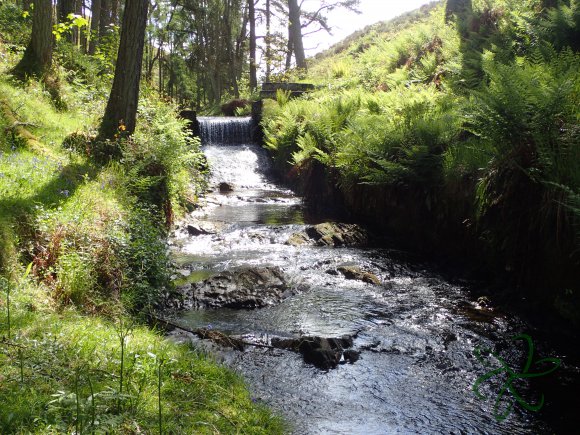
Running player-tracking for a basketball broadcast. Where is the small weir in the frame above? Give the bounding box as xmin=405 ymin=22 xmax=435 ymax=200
xmin=168 ymin=117 xmax=579 ymax=434
xmin=198 ymin=116 xmax=253 ymax=145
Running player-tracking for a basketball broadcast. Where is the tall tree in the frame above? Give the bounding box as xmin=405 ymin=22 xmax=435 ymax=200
xmin=249 ymin=0 xmax=257 ymax=90
xmin=58 ymin=0 xmax=75 ymax=22
xmin=265 ymin=0 xmax=272 ymax=81
xmin=100 ymin=0 xmax=112 ymax=38
xmin=13 ymin=0 xmax=53 ymax=78
xmin=284 ymin=0 xmax=359 ymax=71
xmin=288 ymin=0 xmax=306 ymax=69
xmin=98 ymin=0 xmax=149 ymax=141
xmin=89 ymin=0 xmax=102 ymax=54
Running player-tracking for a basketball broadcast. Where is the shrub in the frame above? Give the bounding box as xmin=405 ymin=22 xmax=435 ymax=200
xmin=0 ymin=2 xmax=31 ymax=48
xmin=124 ymin=96 xmax=207 ymax=224
xmin=120 ymin=207 xmax=171 ymax=313
xmin=55 ymin=251 xmax=97 ymax=306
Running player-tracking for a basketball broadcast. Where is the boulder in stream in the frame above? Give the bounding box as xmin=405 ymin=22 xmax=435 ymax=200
xmin=186 ymin=224 xmax=213 ymax=236
xmin=219 ymin=182 xmax=234 ymax=193
xmin=184 ymin=266 xmax=292 ymax=309
xmin=286 ymin=222 xmax=369 ymax=247
xmin=271 ymin=335 xmax=354 ymax=370
xmin=336 ymin=266 xmax=381 ymax=285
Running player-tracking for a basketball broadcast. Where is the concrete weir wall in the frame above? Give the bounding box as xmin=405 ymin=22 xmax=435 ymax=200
xmin=179 ymin=101 xmax=264 ymax=145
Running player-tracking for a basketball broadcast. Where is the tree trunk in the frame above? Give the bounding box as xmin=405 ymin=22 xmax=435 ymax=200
xmin=265 ymin=0 xmax=271 ymax=81
xmin=98 ymin=0 xmax=149 ymax=141
xmin=13 ymin=0 xmax=53 ymax=78
xmin=249 ymin=0 xmax=257 ymax=91
xmin=288 ymin=0 xmax=306 ymax=69
xmin=58 ymin=0 xmax=74 ymax=22
xmin=285 ymin=37 xmax=293 ymax=71
xmin=100 ymin=0 xmax=112 ymax=38
xmin=111 ymin=0 xmax=120 ymax=24
xmin=78 ymin=0 xmax=88 ymax=52
xmin=89 ymin=0 xmax=102 ymax=54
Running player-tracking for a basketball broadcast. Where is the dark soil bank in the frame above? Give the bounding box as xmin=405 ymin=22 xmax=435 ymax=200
xmin=278 ymin=157 xmax=580 ymax=330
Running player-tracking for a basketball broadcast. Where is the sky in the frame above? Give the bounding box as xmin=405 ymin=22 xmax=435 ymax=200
xmin=302 ymin=0 xmax=434 ymax=54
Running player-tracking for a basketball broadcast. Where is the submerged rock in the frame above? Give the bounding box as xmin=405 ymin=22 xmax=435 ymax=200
xmin=186 ymin=224 xmax=213 ymax=236
xmin=336 ymin=266 xmax=381 ymax=285
xmin=184 ymin=266 xmax=292 ymax=309
xmin=219 ymin=182 xmax=234 ymax=193
xmin=342 ymin=349 xmax=360 ymax=364
xmin=285 ymin=222 xmax=369 ymax=247
xmin=271 ymin=335 xmax=355 ymax=370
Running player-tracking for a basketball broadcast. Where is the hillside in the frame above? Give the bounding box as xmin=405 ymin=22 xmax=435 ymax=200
xmin=262 ymin=0 xmax=580 ymax=325
xmin=0 ymin=3 xmax=283 ymax=432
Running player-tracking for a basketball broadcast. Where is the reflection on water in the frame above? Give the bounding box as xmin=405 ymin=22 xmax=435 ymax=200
xmin=170 ymin=129 xmax=577 ymax=434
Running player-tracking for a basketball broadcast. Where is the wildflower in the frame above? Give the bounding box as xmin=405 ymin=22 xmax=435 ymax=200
xmin=60 ymin=189 xmax=70 ymax=197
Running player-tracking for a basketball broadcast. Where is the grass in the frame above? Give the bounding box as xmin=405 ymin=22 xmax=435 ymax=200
xmin=1 ymin=281 xmax=283 ymax=434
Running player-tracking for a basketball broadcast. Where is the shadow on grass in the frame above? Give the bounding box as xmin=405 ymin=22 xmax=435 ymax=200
xmin=0 ymin=161 xmax=96 ymax=229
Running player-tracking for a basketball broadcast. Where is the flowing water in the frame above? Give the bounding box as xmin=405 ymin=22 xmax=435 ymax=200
xmin=169 ymin=117 xmax=579 ymax=434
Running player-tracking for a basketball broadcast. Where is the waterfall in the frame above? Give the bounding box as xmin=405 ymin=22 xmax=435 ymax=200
xmin=197 ymin=116 xmax=253 ymax=145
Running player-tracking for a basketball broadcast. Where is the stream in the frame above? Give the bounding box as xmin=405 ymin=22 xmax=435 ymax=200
xmin=168 ymin=117 xmax=579 ymax=434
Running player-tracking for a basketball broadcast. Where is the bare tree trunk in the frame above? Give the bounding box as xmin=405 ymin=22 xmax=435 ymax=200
xmin=98 ymin=0 xmax=149 ymax=141
xmin=111 ymin=0 xmax=120 ymax=24
xmin=100 ymin=0 xmax=112 ymax=38
xmin=285 ymin=37 xmax=293 ymax=71
xmin=265 ymin=0 xmax=271 ymax=81
xmin=13 ymin=0 xmax=53 ymax=78
xmin=89 ymin=0 xmax=102 ymax=54
xmin=58 ymin=0 xmax=74 ymax=22
xmin=288 ymin=0 xmax=306 ymax=69
xmin=249 ymin=0 xmax=257 ymax=91
xmin=159 ymin=50 xmax=164 ymax=96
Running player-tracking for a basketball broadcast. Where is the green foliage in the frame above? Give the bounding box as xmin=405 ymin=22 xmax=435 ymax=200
xmin=265 ymin=87 xmax=461 ymax=187
xmin=120 ymin=207 xmax=171 ymax=312
xmin=128 ymin=94 xmax=208 ymax=219
xmin=0 ymin=2 xmax=31 ymax=48
xmin=467 ymin=48 xmax=580 ymax=187
xmin=263 ymin=0 xmax=580 ymax=308
xmin=55 ymin=251 xmax=97 ymax=306
xmin=53 ymin=13 xmax=89 ymax=43
xmin=538 ymin=0 xmax=580 ymax=50
xmin=275 ymin=88 xmax=292 ymax=107
xmin=0 ymin=19 xmax=283 ymax=435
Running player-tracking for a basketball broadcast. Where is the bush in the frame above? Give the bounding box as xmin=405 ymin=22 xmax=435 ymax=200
xmin=120 ymin=207 xmax=171 ymax=312
xmin=125 ymin=96 xmax=207 ymax=224
xmin=0 ymin=2 xmax=30 ymax=48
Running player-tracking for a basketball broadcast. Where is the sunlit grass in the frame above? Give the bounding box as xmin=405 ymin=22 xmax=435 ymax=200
xmin=0 ymin=36 xmax=283 ymax=434
xmin=0 ymin=282 xmax=284 ymax=434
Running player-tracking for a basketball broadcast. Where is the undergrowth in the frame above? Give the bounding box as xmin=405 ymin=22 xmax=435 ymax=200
xmin=0 ymin=3 xmax=281 ymax=432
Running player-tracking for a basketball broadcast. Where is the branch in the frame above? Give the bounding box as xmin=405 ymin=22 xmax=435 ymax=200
xmin=146 ymin=313 xmax=278 ymax=350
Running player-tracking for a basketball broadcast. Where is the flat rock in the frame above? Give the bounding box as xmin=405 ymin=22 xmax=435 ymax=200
xmin=286 ymin=222 xmax=369 ymax=247
xmin=184 ymin=266 xmax=292 ymax=309
xmin=336 ymin=266 xmax=381 ymax=285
